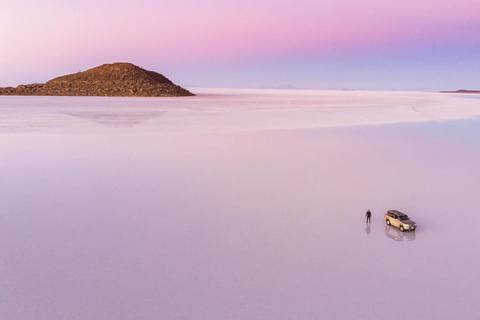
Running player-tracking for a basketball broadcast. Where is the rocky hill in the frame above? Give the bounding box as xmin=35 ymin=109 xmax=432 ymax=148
xmin=0 ymin=63 xmax=194 ymax=97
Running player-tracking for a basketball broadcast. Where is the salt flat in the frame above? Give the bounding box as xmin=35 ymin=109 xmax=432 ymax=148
xmin=1 ymin=89 xmax=479 ymax=319
xmin=1 ymin=89 xmax=480 ymax=133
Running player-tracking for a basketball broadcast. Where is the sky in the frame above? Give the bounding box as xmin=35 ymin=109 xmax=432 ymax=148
xmin=1 ymin=0 xmax=480 ymax=91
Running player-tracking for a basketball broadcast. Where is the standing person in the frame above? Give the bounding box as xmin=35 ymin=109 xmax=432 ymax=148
xmin=365 ymin=209 xmax=372 ymax=223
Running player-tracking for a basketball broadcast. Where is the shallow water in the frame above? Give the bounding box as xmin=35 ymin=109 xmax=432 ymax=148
xmin=1 ymin=92 xmax=480 ymax=319
xmin=1 ymin=89 xmax=480 ymax=134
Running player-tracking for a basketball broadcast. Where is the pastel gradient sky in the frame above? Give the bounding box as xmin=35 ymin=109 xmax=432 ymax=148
xmin=1 ymin=0 xmax=480 ymax=90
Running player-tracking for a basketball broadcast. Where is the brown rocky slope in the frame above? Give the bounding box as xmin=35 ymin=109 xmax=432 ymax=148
xmin=0 ymin=63 xmax=194 ymax=97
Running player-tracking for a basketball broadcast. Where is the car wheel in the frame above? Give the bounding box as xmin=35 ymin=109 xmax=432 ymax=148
xmin=400 ymin=226 xmax=404 ymax=232
xmin=386 ymin=219 xmax=390 ymax=225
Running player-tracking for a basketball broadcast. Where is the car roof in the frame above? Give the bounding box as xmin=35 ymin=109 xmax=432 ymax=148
xmin=388 ymin=210 xmax=408 ymax=216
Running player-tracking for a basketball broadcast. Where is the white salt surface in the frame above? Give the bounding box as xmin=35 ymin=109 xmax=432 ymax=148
xmin=1 ymin=89 xmax=480 ymax=319
xmin=1 ymin=88 xmax=480 ymax=133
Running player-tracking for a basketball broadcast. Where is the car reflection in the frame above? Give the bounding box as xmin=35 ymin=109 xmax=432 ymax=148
xmin=384 ymin=225 xmax=416 ymax=241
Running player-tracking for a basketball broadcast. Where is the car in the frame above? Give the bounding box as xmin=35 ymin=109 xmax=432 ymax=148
xmin=384 ymin=210 xmax=417 ymax=232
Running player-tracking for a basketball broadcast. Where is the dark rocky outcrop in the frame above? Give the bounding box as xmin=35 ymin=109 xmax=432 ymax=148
xmin=0 ymin=63 xmax=194 ymax=97
xmin=440 ymin=89 xmax=480 ymax=94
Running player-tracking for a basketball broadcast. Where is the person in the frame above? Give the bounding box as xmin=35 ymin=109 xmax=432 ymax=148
xmin=365 ymin=209 xmax=372 ymax=223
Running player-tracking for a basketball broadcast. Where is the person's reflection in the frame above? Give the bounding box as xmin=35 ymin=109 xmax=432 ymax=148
xmin=365 ymin=222 xmax=371 ymax=235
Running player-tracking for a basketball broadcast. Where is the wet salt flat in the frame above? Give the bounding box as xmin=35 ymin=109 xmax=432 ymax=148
xmin=1 ymin=89 xmax=480 ymax=133
xmin=1 ymin=89 xmax=480 ymax=319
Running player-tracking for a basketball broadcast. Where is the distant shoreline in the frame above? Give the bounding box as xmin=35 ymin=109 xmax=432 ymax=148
xmin=440 ymin=89 xmax=480 ymax=94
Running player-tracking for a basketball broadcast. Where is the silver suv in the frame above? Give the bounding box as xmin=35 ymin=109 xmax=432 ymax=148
xmin=384 ymin=210 xmax=417 ymax=232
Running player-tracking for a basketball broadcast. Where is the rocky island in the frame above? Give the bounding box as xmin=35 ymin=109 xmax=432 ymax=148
xmin=440 ymin=89 xmax=480 ymax=94
xmin=0 ymin=63 xmax=194 ymax=97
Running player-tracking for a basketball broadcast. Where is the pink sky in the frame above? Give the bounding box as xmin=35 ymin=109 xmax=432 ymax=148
xmin=1 ymin=0 xmax=479 ymax=89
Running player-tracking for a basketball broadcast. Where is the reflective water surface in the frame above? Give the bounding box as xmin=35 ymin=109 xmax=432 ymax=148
xmin=1 ymin=92 xmax=480 ymax=319
xmin=384 ymin=225 xmax=416 ymax=241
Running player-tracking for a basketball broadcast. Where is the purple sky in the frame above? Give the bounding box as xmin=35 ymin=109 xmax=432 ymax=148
xmin=1 ymin=0 xmax=479 ymax=90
